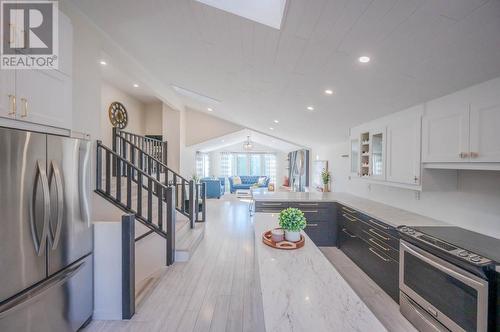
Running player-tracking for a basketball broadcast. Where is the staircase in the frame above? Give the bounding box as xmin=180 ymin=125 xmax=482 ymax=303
xmin=95 ymin=129 xmax=207 ymax=265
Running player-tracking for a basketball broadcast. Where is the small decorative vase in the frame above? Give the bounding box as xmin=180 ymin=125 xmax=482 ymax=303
xmin=285 ymin=230 xmax=301 ymax=242
xmin=271 ymin=228 xmax=284 ymax=242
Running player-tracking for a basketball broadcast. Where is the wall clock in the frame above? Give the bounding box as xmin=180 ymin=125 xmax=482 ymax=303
xmin=108 ymin=101 xmax=128 ymax=129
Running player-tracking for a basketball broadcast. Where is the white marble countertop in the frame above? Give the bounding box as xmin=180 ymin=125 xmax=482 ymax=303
xmin=252 ymin=191 xmax=448 ymax=228
xmin=253 ymin=213 xmax=387 ymax=332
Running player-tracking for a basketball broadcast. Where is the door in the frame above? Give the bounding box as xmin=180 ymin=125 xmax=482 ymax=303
xmin=0 ymin=127 xmax=48 ymax=302
xmin=0 ymin=70 xmax=16 ymax=119
xmin=369 ymin=127 xmax=386 ymax=180
xmin=15 ymin=69 xmax=72 ymax=129
xmin=469 ymin=101 xmax=500 ymax=162
xmin=0 ymin=254 xmax=93 ymax=332
xmin=47 ymin=136 xmax=92 ymax=275
xmin=422 ymin=107 xmax=469 ymax=162
xmin=386 ymin=110 xmax=422 ymax=185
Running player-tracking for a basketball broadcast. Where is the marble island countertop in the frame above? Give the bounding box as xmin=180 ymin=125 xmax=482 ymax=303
xmin=253 ymin=212 xmax=387 ymax=332
xmin=252 ymin=190 xmax=448 ymax=228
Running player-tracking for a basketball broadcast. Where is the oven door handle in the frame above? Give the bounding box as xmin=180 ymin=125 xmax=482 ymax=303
xmin=400 ymin=241 xmax=488 ymax=290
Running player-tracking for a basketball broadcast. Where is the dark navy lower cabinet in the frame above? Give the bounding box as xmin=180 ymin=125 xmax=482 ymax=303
xmin=337 ymin=204 xmax=400 ymax=303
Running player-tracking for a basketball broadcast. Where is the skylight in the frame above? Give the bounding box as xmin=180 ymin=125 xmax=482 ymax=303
xmin=195 ymin=0 xmax=287 ymax=29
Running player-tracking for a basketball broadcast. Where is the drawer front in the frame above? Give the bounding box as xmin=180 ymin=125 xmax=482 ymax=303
xmin=358 ymin=233 xmax=399 ymax=262
xmin=255 ymin=201 xmax=288 ymax=209
xmin=304 ymin=222 xmax=335 ymax=246
xmin=357 ymin=213 xmax=399 ymax=238
xmin=290 ymin=202 xmax=333 ymax=209
xmin=362 ymin=245 xmax=399 ymax=302
xmin=299 ymin=208 xmax=333 ymax=222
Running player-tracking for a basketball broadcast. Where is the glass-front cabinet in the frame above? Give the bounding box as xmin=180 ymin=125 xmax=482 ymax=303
xmin=370 ymin=127 xmax=386 ymax=180
xmin=350 ymin=128 xmax=386 ymax=180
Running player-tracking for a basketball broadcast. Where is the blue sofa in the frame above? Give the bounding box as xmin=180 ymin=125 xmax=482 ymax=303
xmin=200 ymin=177 xmax=225 ymax=199
xmin=228 ymin=176 xmax=270 ymax=193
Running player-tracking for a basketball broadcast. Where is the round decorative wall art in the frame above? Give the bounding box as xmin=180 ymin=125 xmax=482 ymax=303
xmin=108 ymin=101 xmax=128 ymax=129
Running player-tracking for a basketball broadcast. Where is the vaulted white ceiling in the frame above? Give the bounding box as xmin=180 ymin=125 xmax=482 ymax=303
xmin=71 ymin=0 xmax=500 ymax=147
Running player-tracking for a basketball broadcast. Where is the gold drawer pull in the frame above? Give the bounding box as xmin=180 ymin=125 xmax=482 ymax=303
xmin=369 ymin=228 xmax=390 ymax=241
xmin=341 ymin=206 xmax=356 ymax=213
xmin=368 ymin=219 xmax=390 ymax=230
xmin=342 ymin=214 xmax=357 ymax=222
xmin=307 ymin=223 xmax=319 ymax=227
xmin=302 ymin=210 xmax=318 ymax=213
xmin=262 ymin=203 xmax=282 ymax=206
xmin=369 ymin=247 xmax=390 ymax=262
xmin=21 ymin=98 xmax=28 ymax=117
xmin=368 ymin=238 xmax=390 ymax=251
xmin=8 ymin=94 xmax=16 ymax=115
xmin=299 ymin=203 xmax=319 ymax=206
xmin=342 ymin=228 xmax=356 ymax=238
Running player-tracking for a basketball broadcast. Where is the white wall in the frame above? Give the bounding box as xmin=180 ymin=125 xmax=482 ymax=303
xmin=185 ymin=108 xmax=243 ymax=146
xmin=163 ymin=103 xmax=181 ymax=172
xmin=144 ymin=102 xmax=162 ymax=136
xmin=314 ymin=78 xmax=500 ymax=239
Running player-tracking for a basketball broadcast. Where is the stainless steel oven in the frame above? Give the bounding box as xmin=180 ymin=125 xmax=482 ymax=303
xmin=400 ymin=240 xmax=489 ymax=332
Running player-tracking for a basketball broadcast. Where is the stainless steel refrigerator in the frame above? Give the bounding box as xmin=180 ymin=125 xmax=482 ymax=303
xmin=0 ymin=127 xmax=93 ymax=331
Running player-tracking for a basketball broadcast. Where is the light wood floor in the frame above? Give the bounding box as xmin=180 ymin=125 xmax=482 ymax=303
xmin=85 ymin=195 xmax=265 ymax=332
xmin=86 ymin=195 xmax=415 ymax=332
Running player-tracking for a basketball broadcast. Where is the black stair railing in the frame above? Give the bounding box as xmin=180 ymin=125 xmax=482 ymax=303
xmin=112 ymin=130 xmax=206 ymax=227
xmin=95 ymin=141 xmax=176 ymax=266
xmin=113 ymin=127 xmax=168 ymax=167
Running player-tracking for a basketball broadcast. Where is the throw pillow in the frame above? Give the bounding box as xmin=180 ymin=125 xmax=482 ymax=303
xmin=232 ymin=176 xmax=242 ymax=185
xmin=257 ymin=176 xmax=267 ymax=186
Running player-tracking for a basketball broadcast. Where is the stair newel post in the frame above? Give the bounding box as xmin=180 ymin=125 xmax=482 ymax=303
xmin=195 ymin=183 xmax=200 ymax=222
xmin=189 ymin=180 xmax=195 ymax=229
xmin=112 ymin=127 xmax=117 ymax=176
xmin=166 ymin=186 xmax=176 ymax=266
xmin=201 ymin=182 xmax=206 ymax=223
xmin=162 ymin=140 xmax=168 ymax=166
xmin=96 ymin=141 xmax=102 ymax=191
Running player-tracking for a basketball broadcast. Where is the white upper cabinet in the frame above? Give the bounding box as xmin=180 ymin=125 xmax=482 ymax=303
xmin=0 ymin=11 xmax=73 ymax=131
xmin=0 ymin=71 xmax=16 ymax=119
xmin=386 ymin=107 xmax=422 ymax=185
xmin=469 ymin=97 xmax=500 ymax=163
xmin=16 ymin=69 xmax=71 ymax=129
xmin=422 ymin=106 xmax=470 ymax=163
xmin=423 ymin=77 xmax=500 ymax=167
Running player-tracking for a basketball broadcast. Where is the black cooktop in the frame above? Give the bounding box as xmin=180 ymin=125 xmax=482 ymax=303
xmin=413 ymin=226 xmax=500 ymax=264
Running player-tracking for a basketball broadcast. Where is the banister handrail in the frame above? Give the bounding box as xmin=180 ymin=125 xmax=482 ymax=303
xmin=114 ymin=134 xmax=188 ymax=183
xmin=97 ymin=140 xmax=171 ymax=189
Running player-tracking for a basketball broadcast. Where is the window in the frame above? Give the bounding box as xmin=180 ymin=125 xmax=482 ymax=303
xmin=195 ymin=152 xmax=210 ymax=178
xmin=219 ymin=152 xmax=277 ymax=183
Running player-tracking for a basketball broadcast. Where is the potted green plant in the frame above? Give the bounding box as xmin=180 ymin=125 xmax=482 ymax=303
xmin=278 ymin=208 xmax=307 ymax=242
xmin=321 ymin=168 xmax=331 ymax=192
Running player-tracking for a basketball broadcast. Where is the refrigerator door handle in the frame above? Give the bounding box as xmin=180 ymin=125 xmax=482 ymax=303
xmin=49 ymin=160 xmax=64 ymax=250
xmin=30 ymin=160 xmax=50 ymax=256
xmin=0 ymin=260 xmax=85 ymax=319
xmin=79 ymin=143 xmax=91 ymax=224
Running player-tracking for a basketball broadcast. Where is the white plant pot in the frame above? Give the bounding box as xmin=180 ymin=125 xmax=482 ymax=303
xmin=285 ymin=230 xmax=301 ymax=242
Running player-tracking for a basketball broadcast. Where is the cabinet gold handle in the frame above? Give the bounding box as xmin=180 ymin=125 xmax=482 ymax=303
xmin=369 ymin=228 xmax=390 ymax=241
xmin=368 ymin=247 xmax=390 ymax=262
xmin=307 ymin=223 xmax=318 ymax=227
xmin=302 ymin=210 xmax=318 ymax=213
xmin=21 ymin=98 xmax=28 ymax=117
xmin=341 ymin=206 xmax=356 ymax=214
xmin=368 ymin=219 xmax=390 ymax=230
xmin=8 ymin=94 xmax=16 ymax=115
xmin=342 ymin=228 xmax=356 ymax=238
xmin=368 ymin=237 xmax=390 ymax=251
xmin=342 ymin=214 xmax=357 ymax=222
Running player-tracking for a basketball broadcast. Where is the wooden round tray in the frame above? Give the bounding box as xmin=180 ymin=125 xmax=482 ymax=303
xmin=262 ymin=229 xmax=305 ymax=250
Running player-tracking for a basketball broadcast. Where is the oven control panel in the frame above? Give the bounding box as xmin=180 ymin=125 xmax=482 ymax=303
xmin=399 ymin=226 xmax=493 ymax=266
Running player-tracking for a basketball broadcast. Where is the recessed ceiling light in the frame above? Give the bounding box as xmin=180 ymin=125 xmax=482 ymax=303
xmin=207 ymin=107 xmax=213 ymax=112
xmin=324 ymin=89 xmax=333 ymax=95
xmin=133 ymin=84 xmax=139 ymax=88
xmin=269 ymin=127 xmax=274 ymax=130
xmin=307 ymin=106 xmax=314 ymax=111
xmin=221 ymin=139 xmax=225 ymax=143
xmin=358 ymin=56 xmax=370 ymax=63
xmin=274 ymin=120 xmax=279 ymax=124
xmin=99 ymin=60 xmax=107 ymax=65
